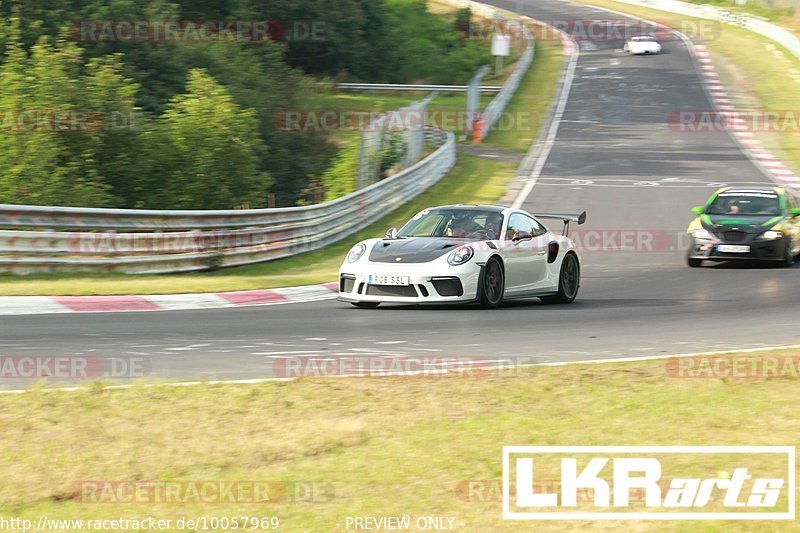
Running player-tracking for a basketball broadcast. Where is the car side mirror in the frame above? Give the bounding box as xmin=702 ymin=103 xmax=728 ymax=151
xmin=791 ymin=208 xmax=800 ymax=217
xmin=512 ymin=231 xmax=533 ymax=243
xmin=385 ymin=227 xmax=398 ymax=239
xmin=691 ymin=206 xmax=704 ymax=216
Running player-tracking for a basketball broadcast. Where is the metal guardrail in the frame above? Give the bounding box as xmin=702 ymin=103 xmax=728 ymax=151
xmin=0 ymin=0 xmax=537 ymax=275
xmin=0 ymin=129 xmax=456 ymax=274
xmin=615 ymin=0 xmax=800 ymax=61
xmin=336 ymin=83 xmax=503 ymax=93
xmin=476 ymin=26 xmax=534 ymax=142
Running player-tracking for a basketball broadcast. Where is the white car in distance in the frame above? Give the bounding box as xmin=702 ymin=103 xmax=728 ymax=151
xmin=624 ymin=35 xmax=662 ymax=55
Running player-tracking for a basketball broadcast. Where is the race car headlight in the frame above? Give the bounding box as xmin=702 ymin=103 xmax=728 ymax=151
xmin=692 ymin=229 xmax=713 ymax=240
xmin=447 ymin=245 xmax=474 ymax=266
xmin=758 ymin=230 xmax=783 ymax=240
xmin=347 ymin=243 xmax=367 ymax=263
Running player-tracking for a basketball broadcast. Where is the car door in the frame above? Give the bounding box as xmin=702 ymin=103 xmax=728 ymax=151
xmin=501 ymin=213 xmax=547 ymax=294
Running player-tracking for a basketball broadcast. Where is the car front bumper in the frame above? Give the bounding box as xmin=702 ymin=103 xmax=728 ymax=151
xmin=687 ymin=235 xmax=789 ymax=261
xmin=338 ymin=261 xmax=482 ymax=304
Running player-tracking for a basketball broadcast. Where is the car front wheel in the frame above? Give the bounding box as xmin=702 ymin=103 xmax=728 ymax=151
xmin=780 ymin=240 xmax=795 ymax=267
xmin=480 ymin=258 xmax=504 ymax=309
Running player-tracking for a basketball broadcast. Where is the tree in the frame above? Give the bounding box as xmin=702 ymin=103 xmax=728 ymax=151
xmin=156 ymin=68 xmax=270 ymax=209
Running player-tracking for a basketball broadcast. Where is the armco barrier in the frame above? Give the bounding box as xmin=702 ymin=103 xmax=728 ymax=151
xmin=0 ymin=0 xmax=541 ymax=275
xmin=0 ymin=129 xmax=455 ymax=274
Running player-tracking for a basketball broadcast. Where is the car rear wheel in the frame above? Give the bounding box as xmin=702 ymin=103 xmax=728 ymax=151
xmin=541 ymin=253 xmax=580 ymax=304
xmin=480 ymin=258 xmax=504 ymax=309
xmin=351 ymin=302 xmax=380 ymax=308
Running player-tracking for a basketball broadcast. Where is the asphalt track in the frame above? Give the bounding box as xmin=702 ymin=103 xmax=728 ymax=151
xmin=2 ymin=0 xmax=799 ymax=387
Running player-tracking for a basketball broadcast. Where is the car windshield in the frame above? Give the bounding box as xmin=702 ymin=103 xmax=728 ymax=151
xmin=396 ymin=208 xmax=504 ymax=240
xmin=705 ymin=191 xmax=782 ymax=215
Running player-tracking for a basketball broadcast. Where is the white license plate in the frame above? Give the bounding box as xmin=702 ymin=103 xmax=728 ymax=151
xmin=718 ymin=244 xmax=750 ymax=253
xmin=368 ymin=274 xmax=409 ymax=286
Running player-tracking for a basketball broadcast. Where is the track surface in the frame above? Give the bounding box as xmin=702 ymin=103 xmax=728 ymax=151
xmin=2 ymin=0 xmax=799 ymax=387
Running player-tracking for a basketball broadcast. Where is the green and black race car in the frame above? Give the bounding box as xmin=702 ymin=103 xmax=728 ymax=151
xmin=686 ymin=186 xmax=800 ymax=267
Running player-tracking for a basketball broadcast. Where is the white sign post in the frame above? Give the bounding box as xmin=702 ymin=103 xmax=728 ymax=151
xmin=492 ymin=34 xmax=511 ymax=76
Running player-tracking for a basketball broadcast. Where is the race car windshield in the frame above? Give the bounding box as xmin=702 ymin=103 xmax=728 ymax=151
xmin=397 ymin=209 xmax=504 ymax=240
xmin=705 ymin=193 xmax=782 ymax=215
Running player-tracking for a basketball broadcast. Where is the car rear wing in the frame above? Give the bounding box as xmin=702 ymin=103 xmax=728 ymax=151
xmin=533 ymin=211 xmax=587 ymax=236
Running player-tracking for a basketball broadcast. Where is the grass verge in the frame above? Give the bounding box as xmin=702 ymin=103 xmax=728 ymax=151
xmin=0 ymin=11 xmax=564 ymax=296
xmin=2 ymin=350 xmax=798 ymax=530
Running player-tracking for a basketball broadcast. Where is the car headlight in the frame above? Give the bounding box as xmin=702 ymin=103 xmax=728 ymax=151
xmin=758 ymin=230 xmax=783 ymax=240
xmin=347 ymin=243 xmax=367 ymax=263
xmin=447 ymin=245 xmax=474 ymax=266
xmin=692 ymin=229 xmax=713 ymax=240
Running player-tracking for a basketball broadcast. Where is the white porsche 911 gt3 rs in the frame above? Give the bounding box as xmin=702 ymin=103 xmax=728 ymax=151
xmin=623 ymin=35 xmax=662 ymax=55
xmin=338 ymin=205 xmax=586 ymax=308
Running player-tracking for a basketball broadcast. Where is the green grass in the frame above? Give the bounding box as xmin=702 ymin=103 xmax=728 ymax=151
xmin=684 ymin=0 xmax=800 ymax=33
xmin=578 ymin=0 xmax=800 ymax=174
xmin=2 ymin=352 xmax=798 ymax=531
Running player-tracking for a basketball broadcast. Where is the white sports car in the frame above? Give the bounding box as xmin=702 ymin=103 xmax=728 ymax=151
xmin=338 ymin=205 xmax=586 ymax=308
xmin=624 ymin=35 xmax=662 ymax=55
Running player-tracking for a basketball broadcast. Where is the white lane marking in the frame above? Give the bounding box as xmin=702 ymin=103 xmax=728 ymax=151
xmin=4 ymin=343 xmax=800 ymax=394
xmin=252 ymin=350 xmax=322 ymax=356
xmin=145 ymin=293 xmax=232 ymax=311
xmin=305 ymin=337 xmax=327 ymax=341
xmin=375 ymin=341 xmax=407 ymax=345
xmin=164 ymin=343 xmax=212 ymax=351
xmin=272 ymin=286 xmax=337 ymax=302
xmin=512 ymin=31 xmax=580 ymax=209
xmin=0 ymin=296 xmax=72 ymax=315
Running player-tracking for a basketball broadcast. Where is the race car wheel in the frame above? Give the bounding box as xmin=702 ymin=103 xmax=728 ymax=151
xmin=687 ymin=257 xmax=703 ymax=268
xmin=780 ymin=240 xmax=795 ymax=267
xmin=351 ymin=302 xmax=380 ymax=308
xmin=480 ymin=257 xmax=504 ymax=309
xmin=541 ymin=253 xmax=580 ymax=304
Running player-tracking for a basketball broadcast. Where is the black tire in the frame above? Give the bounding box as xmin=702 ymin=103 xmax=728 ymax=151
xmin=780 ymin=240 xmax=795 ymax=267
xmin=687 ymin=257 xmax=703 ymax=268
xmin=351 ymin=302 xmax=380 ymax=308
xmin=479 ymin=257 xmax=505 ymax=309
xmin=540 ymin=253 xmax=580 ymax=304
